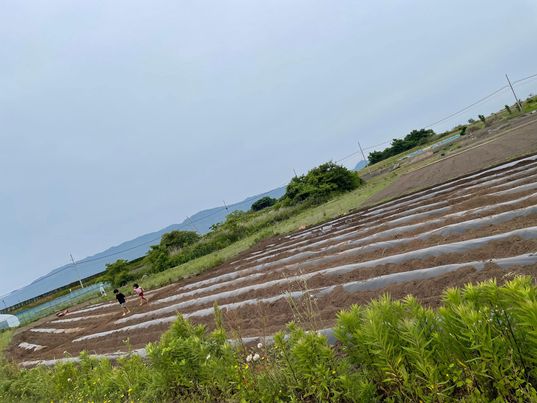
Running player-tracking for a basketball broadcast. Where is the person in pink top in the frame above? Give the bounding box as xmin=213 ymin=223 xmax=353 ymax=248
xmin=133 ymin=283 xmax=148 ymax=306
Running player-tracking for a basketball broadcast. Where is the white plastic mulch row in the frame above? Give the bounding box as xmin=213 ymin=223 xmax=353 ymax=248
xmin=21 ymin=233 xmax=537 ymax=368
xmin=72 ymin=252 xmax=537 ymax=343
xmin=284 ymin=164 xmax=537 ymax=248
xmin=52 ymin=312 xmax=114 ymax=324
xmin=360 ymin=155 xmax=537 ymax=218
xmin=172 ymin=191 xmax=537 ymax=296
xmin=40 ymin=188 xmax=537 ymax=334
xmin=30 ymin=327 xmax=84 ymax=334
xmin=19 ymin=348 xmax=148 ymax=368
xmin=63 ymin=289 xmax=164 ymax=319
xmin=245 ymin=165 xmax=537 ymax=263
xmin=140 ymin=226 xmax=537 ymax=314
xmin=159 ymin=203 xmax=537 ymax=308
xmin=18 ymin=342 xmax=46 ymax=352
xmin=283 ymin=156 xmax=537 ymax=242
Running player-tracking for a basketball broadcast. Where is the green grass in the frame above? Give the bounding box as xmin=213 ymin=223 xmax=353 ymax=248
xmin=271 ymin=172 xmax=398 ymax=234
xmin=141 ymin=236 xmax=258 ymax=289
xmin=0 ymin=331 xmax=12 ymax=355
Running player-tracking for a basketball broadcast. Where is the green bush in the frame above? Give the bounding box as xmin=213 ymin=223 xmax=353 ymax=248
xmin=251 ymin=196 xmax=277 ymax=212
xmin=282 ymin=162 xmax=363 ymax=206
xmin=146 ymin=245 xmax=172 ymax=273
xmin=3 ymin=277 xmax=537 ymax=401
xmin=335 ymin=277 xmax=537 ymax=401
xmin=160 ymin=230 xmax=200 ymax=251
xmin=368 ymin=128 xmax=435 ymax=164
xmin=147 ymin=316 xmax=239 ymax=400
xmin=103 ymin=259 xmax=134 ymax=287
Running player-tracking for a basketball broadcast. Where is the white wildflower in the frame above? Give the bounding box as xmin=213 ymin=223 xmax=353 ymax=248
xmin=67 ymin=378 xmax=72 ymax=383
xmin=253 ymin=353 xmax=260 ymax=362
xmin=257 ymin=342 xmax=263 ymax=349
xmin=246 ymin=354 xmax=253 ymax=363
xmin=206 ymin=354 xmax=211 ymax=360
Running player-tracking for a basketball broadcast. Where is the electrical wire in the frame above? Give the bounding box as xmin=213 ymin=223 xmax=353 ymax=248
xmin=513 ymin=72 xmax=537 ymax=85
xmin=424 ymin=85 xmax=508 ymax=128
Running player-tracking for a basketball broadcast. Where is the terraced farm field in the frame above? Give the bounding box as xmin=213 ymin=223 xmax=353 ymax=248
xmin=9 ymin=154 xmax=537 ymax=367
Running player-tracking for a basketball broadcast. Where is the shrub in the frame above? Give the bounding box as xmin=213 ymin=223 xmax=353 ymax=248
xmin=2 ymin=277 xmax=537 ymax=401
xmin=146 ymin=245 xmax=172 ymax=273
xmin=251 ymin=196 xmax=277 ymax=212
xmin=146 ymin=315 xmax=239 ymax=400
xmin=282 ymin=162 xmax=363 ymax=206
xmin=368 ymin=128 xmax=435 ymax=164
xmin=160 ymin=230 xmax=200 ymax=252
xmin=104 ymin=259 xmax=134 ymax=287
xmin=335 ymin=277 xmax=537 ymax=401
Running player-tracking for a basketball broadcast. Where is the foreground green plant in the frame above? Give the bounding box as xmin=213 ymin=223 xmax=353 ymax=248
xmin=2 ymin=276 xmax=537 ymax=402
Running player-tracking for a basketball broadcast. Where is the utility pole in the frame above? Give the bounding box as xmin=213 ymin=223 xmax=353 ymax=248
xmin=69 ymin=253 xmax=84 ymax=288
xmin=506 ymin=74 xmax=523 ymax=112
xmin=358 ymin=141 xmax=372 ymax=175
xmin=186 ymin=216 xmax=199 ymax=232
xmin=293 ymin=168 xmax=298 ymax=178
xmin=223 ymin=200 xmax=229 ymax=212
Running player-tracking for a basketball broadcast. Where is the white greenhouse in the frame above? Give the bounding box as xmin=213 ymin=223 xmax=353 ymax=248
xmin=0 ymin=314 xmax=20 ymax=330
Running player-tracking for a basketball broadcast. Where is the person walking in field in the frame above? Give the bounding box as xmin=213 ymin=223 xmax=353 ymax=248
xmin=133 ymin=283 xmax=148 ymax=306
xmin=114 ymin=289 xmax=130 ymax=316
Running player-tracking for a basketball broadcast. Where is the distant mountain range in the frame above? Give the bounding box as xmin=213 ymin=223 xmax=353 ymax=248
xmin=1 ymin=186 xmax=286 ymax=308
xmin=354 ymin=160 xmax=368 ymax=171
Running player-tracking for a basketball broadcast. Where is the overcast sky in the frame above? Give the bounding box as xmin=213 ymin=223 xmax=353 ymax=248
xmin=1 ymin=0 xmax=537 ymax=297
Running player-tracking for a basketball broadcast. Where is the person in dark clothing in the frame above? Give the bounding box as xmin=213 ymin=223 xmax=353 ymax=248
xmin=114 ymin=289 xmax=130 ymax=316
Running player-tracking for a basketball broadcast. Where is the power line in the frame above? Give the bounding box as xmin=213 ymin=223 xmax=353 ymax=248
xmin=513 ymin=72 xmax=537 ymax=85
xmin=424 ymin=85 xmax=508 ymax=128
xmin=344 ymin=72 xmax=537 ymax=161
xmin=335 ymin=150 xmax=362 ymax=163
xmin=423 ymin=71 xmax=537 ymax=129
xmin=363 ymin=141 xmax=390 ymax=151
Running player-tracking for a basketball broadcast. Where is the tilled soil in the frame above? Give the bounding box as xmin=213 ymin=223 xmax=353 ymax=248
xmin=167 ymin=187 xmax=537 ymax=291
xmin=7 ymin=150 xmax=537 ymax=366
xmin=368 ymin=115 xmax=537 ymax=204
xmin=197 ymin=264 xmax=537 ymax=339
